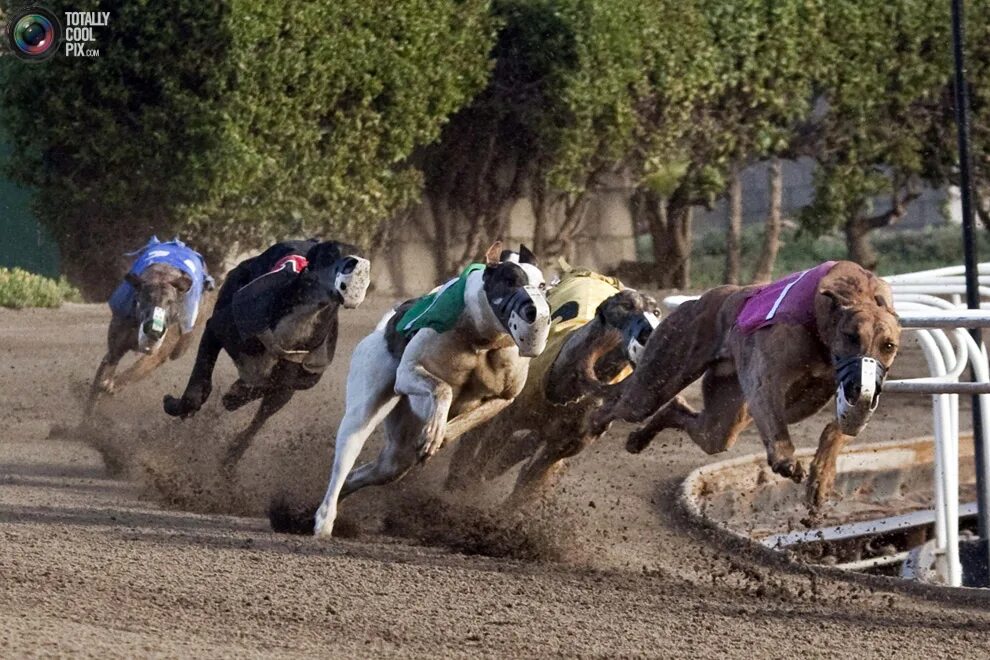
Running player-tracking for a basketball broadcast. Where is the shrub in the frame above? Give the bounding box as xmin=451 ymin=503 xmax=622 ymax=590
xmin=0 ymin=268 xmax=81 ymax=309
xmin=0 ymin=0 xmax=495 ymax=298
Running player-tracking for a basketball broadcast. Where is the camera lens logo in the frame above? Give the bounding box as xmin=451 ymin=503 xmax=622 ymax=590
xmin=6 ymin=7 xmax=62 ymax=62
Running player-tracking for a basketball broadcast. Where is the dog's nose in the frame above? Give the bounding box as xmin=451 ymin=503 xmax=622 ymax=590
xmin=521 ymin=302 xmax=537 ymax=324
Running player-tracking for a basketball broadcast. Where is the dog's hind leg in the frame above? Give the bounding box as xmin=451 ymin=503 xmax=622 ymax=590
xmin=626 ymin=370 xmax=750 ymax=455
xmin=338 ymin=399 xmax=420 ymax=497
xmin=163 ymin=320 xmax=223 ymax=418
xmin=314 ymin=331 xmax=400 ymax=538
xmin=223 ymin=387 xmax=295 ymax=469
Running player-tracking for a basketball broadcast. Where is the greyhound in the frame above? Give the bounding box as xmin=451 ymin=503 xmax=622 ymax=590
xmin=445 ymin=266 xmax=660 ymax=501
xmin=163 ymin=239 xmax=370 ymax=469
xmin=88 ymin=237 xmax=214 ymax=416
xmin=269 ymin=242 xmax=552 ymax=537
xmin=589 ymin=260 xmax=900 ymax=508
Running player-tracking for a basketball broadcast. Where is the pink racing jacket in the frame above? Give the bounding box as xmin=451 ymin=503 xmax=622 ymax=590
xmin=736 ymin=261 xmax=837 ymax=334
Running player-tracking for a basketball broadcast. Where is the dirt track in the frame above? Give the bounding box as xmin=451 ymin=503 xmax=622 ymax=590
xmin=3 ymin=300 xmax=990 ymax=657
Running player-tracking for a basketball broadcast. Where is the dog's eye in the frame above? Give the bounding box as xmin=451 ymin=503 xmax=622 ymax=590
xmin=883 ymin=340 xmax=897 ymax=352
xmin=844 ymin=332 xmax=860 ymax=346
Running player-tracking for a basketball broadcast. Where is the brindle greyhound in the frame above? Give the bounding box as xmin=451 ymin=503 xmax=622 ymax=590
xmin=445 ymin=270 xmax=660 ymax=501
xmin=589 ymin=261 xmax=900 ymax=507
xmin=163 ymin=239 xmax=370 ymax=469
xmin=269 ymin=242 xmax=552 ymax=537
xmin=88 ymin=237 xmax=214 ymax=416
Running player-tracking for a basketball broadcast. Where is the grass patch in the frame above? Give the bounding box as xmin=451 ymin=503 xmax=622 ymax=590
xmin=688 ymin=224 xmax=990 ymax=288
xmin=0 ymin=268 xmax=82 ymax=309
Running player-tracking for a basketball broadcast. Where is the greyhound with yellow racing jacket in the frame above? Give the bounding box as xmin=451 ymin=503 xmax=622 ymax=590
xmin=445 ymin=260 xmax=661 ymax=501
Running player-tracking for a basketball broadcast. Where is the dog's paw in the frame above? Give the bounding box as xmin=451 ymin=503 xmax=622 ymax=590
xmin=418 ymin=418 xmax=446 ymax=459
xmin=804 ymin=467 xmax=837 ymax=509
xmin=313 ymin=505 xmax=335 ymax=538
xmin=163 ymin=394 xmax=197 ymax=419
xmin=625 ymin=429 xmax=653 ymax=454
xmin=771 ymin=457 xmax=805 ymax=483
xmin=97 ymin=379 xmax=116 ymax=395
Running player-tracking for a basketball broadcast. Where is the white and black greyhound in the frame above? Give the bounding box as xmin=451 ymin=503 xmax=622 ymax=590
xmin=270 ymin=242 xmax=551 ymax=537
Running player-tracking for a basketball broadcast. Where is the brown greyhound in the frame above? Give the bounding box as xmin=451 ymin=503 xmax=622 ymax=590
xmin=88 ymin=237 xmax=214 ymax=416
xmin=589 ymin=260 xmax=900 ymax=507
xmin=445 ymin=267 xmax=660 ymax=501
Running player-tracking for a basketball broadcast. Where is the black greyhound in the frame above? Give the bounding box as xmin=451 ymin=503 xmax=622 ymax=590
xmin=163 ymin=239 xmax=371 ymax=469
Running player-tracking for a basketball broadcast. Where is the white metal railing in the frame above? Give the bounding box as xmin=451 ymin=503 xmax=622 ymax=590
xmin=662 ymin=262 xmax=990 ymax=587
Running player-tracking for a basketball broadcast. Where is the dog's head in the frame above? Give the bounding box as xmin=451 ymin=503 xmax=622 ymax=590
xmin=594 ymin=289 xmax=661 ymax=367
xmin=298 ymin=241 xmax=370 ymax=309
xmin=481 ymin=241 xmax=550 ymax=357
xmin=125 ymin=263 xmax=192 ymax=354
xmin=815 ymin=261 xmax=900 ymax=435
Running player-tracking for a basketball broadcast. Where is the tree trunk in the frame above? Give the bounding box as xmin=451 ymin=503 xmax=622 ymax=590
xmin=634 ymin=187 xmax=692 ymax=288
xmin=844 ymin=217 xmax=878 ymax=271
xmin=723 ymin=166 xmax=742 ymax=285
xmin=751 ymin=158 xmax=782 ymax=284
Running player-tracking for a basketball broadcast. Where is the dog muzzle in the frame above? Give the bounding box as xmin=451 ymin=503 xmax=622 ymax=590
xmin=492 ymin=286 xmax=550 ymax=358
xmin=622 ymin=311 xmax=659 ymax=366
xmin=834 ymin=355 xmax=887 ymax=436
xmin=333 ymin=256 xmax=371 ymax=309
xmin=137 ymin=306 xmax=168 ymax=354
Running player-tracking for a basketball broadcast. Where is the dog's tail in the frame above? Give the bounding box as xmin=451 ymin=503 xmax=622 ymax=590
xmin=267 ymin=494 xmax=319 ymax=535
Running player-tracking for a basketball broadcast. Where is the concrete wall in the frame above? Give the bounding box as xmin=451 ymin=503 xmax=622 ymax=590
xmin=692 ymin=158 xmax=948 ymax=235
xmin=373 ymin=184 xmax=638 ymax=296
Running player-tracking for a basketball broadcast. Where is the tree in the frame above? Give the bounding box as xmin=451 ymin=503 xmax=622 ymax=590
xmin=798 ymin=1 xmax=949 ymax=269
xmin=0 ymin=0 xmax=495 ymax=297
xmin=751 ymin=158 xmax=783 ymax=283
xmin=420 ymin=0 xmax=669 ymax=277
xmin=631 ymin=0 xmax=823 ymax=287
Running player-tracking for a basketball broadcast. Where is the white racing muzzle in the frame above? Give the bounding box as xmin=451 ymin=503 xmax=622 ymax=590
xmin=493 ymin=285 xmax=550 ymax=358
xmin=333 ymin=256 xmax=371 ymax=309
xmin=137 ymin=306 xmax=168 ymax=354
xmin=622 ymin=311 xmax=660 ymax=366
xmin=834 ymin=355 xmax=887 ymax=436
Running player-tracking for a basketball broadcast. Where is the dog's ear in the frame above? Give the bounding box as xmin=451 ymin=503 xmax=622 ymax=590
xmin=518 ymin=244 xmax=538 ymax=265
xmin=173 ymin=273 xmax=193 ymax=294
xmin=484 ymin=241 xmax=504 ymax=266
xmin=125 ymin=272 xmax=143 ymax=290
xmin=873 ymin=281 xmax=895 ymax=313
xmin=819 ymin=286 xmax=854 ymax=309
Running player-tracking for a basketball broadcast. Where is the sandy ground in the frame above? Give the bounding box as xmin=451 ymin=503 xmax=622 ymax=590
xmin=3 ymin=299 xmax=990 ymax=658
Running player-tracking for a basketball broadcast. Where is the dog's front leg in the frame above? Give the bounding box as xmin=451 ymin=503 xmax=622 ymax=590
xmin=396 ymin=363 xmax=453 ymax=459
xmin=163 ymin=320 xmax=223 ymax=418
xmin=443 ymin=398 xmax=513 ymax=443
xmin=805 ymin=421 xmax=850 ymax=509
xmin=747 ymin=382 xmax=805 ymax=483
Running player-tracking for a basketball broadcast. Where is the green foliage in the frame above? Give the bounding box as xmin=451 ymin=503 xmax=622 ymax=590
xmin=799 ymin=0 xmax=950 ymax=235
xmin=0 ymin=268 xmax=81 ymax=309
xmin=0 ymin=0 xmax=494 ymax=296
